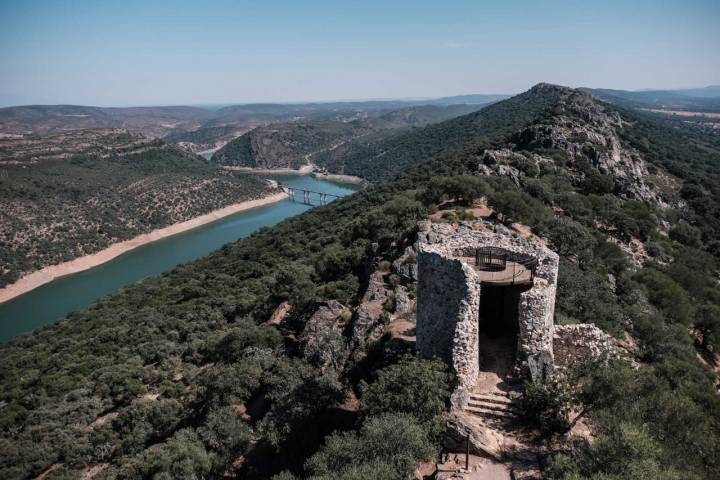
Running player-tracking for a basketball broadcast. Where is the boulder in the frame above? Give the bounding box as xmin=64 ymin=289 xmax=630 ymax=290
xmin=350 ymin=271 xmax=391 ymax=358
xmin=391 ymin=246 xmax=418 ymax=281
xmin=300 ymin=300 xmax=350 ymax=371
xmin=393 ymin=284 xmax=415 ymax=317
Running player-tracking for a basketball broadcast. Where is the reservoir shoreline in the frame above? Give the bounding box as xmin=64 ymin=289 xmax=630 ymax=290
xmin=223 ymin=164 xmax=365 ymax=185
xmin=0 ymin=191 xmax=288 ymax=305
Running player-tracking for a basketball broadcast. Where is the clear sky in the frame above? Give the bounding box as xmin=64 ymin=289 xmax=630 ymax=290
xmin=1 ymin=0 xmax=718 ymax=107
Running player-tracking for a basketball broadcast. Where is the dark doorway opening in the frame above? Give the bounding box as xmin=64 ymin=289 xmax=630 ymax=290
xmin=478 ymin=284 xmax=527 ymax=377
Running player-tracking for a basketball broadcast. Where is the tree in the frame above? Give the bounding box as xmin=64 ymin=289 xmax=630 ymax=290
xmin=546 ymin=217 xmax=595 ymax=264
xmin=695 ymin=304 xmax=720 ymax=350
xmin=669 ymin=221 xmax=702 ymax=248
xmin=198 ymin=407 xmax=252 ymax=467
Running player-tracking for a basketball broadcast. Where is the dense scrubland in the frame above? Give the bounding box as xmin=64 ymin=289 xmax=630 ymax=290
xmin=1 ymin=85 xmax=720 ymax=479
xmin=0 ymin=143 xmax=273 ymax=288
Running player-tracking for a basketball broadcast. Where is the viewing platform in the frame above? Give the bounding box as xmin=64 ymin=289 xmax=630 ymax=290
xmin=455 ymin=247 xmax=537 ymax=286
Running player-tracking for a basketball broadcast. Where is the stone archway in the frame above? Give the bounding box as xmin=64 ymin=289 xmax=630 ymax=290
xmin=477 ymin=283 xmax=528 ymax=378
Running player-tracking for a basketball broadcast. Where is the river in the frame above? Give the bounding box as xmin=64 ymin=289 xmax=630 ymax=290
xmin=0 ymin=175 xmax=359 ymax=342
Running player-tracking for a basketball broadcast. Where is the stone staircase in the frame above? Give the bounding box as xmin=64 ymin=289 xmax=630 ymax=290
xmin=465 ymin=389 xmax=521 ymax=422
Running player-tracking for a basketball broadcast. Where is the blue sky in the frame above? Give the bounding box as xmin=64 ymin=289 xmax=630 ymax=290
xmin=1 ymin=0 xmax=718 ymax=106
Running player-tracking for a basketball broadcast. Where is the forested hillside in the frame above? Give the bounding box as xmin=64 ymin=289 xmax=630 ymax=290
xmin=2 ymin=84 xmax=720 ymax=479
xmin=0 ymin=134 xmax=274 ymax=288
xmin=211 ymin=120 xmax=376 ymax=169
xmin=163 ymin=124 xmax=254 ymax=154
xmin=211 ymin=104 xmax=484 ymax=170
xmin=313 ymin=84 xmax=566 ymax=181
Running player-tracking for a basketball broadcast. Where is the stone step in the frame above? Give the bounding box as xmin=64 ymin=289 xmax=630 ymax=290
xmin=469 ymin=393 xmax=518 ymax=406
xmin=474 ymin=387 xmax=520 ymax=397
xmin=467 ymin=400 xmax=520 ymax=415
xmin=465 ymin=405 xmax=519 ymax=419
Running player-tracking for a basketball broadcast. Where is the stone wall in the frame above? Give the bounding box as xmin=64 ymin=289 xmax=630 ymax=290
xmin=552 ymin=324 xmax=619 ymax=369
xmin=416 ymin=250 xmax=481 ymax=388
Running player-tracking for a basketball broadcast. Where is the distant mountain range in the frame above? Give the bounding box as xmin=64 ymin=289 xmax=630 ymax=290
xmin=581 ymin=85 xmax=720 ymax=112
xmin=4 ymin=86 xmax=717 ymax=156
xmin=0 ymin=96 xmax=509 ymax=139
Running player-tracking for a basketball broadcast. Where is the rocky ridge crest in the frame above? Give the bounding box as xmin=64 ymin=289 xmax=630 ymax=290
xmin=510 ymin=85 xmax=667 ymax=206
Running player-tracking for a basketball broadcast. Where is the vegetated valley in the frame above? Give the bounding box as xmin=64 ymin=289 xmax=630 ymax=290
xmin=1 ymin=84 xmax=720 ymax=479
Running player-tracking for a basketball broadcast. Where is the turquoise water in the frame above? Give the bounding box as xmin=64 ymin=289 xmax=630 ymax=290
xmin=0 ymin=175 xmax=358 ymax=342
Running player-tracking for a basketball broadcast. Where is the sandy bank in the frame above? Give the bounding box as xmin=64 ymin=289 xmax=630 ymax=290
xmin=0 ymin=191 xmax=288 ymax=304
xmin=311 ymin=172 xmax=365 ymax=185
xmin=222 ymin=164 xmax=315 ymax=175
xmin=223 ymin=164 xmax=365 ymax=185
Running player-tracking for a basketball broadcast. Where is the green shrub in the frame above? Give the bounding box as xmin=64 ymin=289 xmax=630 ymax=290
xmin=633 ymin=269 xmax=693 ymax=325
xmin=305 ymin=413 xmax=434 ymax=480
xmin=669 ymin=221 xmax=702 ymax=247
xmin=520 ymin=378 xmax=570 ymax=434
xmin=360 ymin=356 xmax=450 ymax=438
xmin=546 ymin=216 xmax=595 ymax=263
xmin=695 ymin=304 xmax=720 ymax=350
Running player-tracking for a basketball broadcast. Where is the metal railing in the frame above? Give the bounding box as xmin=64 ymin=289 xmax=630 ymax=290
xmin=474 ymin=247 xmax=539 ymax=283
xmin=475 ymin=247 xmax=508 ymax=272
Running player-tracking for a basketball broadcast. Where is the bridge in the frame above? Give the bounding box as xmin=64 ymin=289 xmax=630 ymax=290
xmin=279 ymin=183 xmax=346 ymax=205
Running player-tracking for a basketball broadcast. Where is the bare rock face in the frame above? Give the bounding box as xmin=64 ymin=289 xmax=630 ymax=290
xmin=350 ymin=271 xmax=392 ymax=359
xmin=300 ymin=300 xmax=350 ymax=371
xmin=443 ymin=413 xmax=504 ymax=461
xmin=509 ymin=88 xmax=665 ymax=206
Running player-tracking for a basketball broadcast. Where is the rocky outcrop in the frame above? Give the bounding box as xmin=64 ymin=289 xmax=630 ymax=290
xmin=444 ymin=413 xmax=504 ymax=461
xmin=267 ymin=301 xmax=291 ymax=326
xmin=350 ymin=271 xmax=392 ymax=359
xmin=479 ymin=149 xmax=552 ymax=186
xmin=509 ymin=88 xmax=666 ymax=206
xmin=300 ymin=300 xmax=350 ymax=371
xmin=393 ymin=284 xmax=415 ymax=317
xmin=391 ymin=246 xmax=418 ymax=281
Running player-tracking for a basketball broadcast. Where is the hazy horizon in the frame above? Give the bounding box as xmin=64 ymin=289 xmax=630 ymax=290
xmin=3 ymin=83 xmax=720 ymax=109
xmin=1 ymin=0 xmax=719 ymax=107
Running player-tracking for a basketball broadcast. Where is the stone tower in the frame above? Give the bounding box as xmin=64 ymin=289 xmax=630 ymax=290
xmin=415 ymin=220 xmax=559 ymax=393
